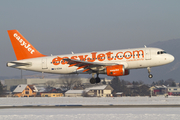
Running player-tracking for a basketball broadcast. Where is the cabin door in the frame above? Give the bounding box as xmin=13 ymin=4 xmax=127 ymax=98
xmin=145 ymin=49 xmax=151 ymax=60
xmin=42 ymin=58 xmax=48 ymax=69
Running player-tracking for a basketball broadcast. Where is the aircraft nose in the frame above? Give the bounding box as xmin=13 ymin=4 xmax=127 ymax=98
xmin=169 ymin=54 xmax=175 ymax=62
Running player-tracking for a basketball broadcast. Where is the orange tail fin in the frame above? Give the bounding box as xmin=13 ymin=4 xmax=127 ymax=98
xmin=7 ymin=30 xmax=46 ymax=60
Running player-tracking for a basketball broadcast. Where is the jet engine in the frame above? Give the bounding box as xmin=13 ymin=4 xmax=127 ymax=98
xmin=106 ymin=65 xmax=129 ymax=76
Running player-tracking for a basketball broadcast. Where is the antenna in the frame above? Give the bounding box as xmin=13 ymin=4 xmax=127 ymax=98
xmin=71 ymin=51 xmax=74 ymax=54
xmin=21 ymin=69 xmax=22 ymax=79
xmin=144 ymin=45 xmax=147 ymax=48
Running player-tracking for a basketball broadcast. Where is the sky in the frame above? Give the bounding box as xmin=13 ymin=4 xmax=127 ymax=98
xmin=0 ymin=0 xmax=180 ymax=78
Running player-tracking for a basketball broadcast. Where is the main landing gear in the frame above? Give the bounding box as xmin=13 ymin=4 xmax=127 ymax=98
xmin=147 ymin=67 xmax=153 ymax=78
xmin=90 ymin=73 xmax=101 ymax=84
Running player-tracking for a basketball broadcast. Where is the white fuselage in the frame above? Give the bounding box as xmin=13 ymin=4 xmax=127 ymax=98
xmin=7 ymin=47 xmax=174 ymax=74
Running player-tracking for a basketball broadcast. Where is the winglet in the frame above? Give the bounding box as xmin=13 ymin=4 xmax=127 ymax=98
xmin=7 ymin=30 xmax=46 ymax=60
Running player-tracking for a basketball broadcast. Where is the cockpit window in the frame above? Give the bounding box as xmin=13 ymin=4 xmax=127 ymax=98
xmin=157 ymin=51 xmax=166 ymax=55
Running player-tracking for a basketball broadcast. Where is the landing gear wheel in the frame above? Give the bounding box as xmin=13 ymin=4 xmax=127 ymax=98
xmin=95 ymin=73 xmax=101 ymax=83
xmin=147 ymin=67 xmax=153 ymax=79
xmin=148 ymin=74 xmax=153 ymax=78
xmin=90 ymin=73 xmax=101 ymax=84
xmin=90 ymin=78 xmax=96 ymax=84
xmin=96 ymin=77 xmax=101 ymax=83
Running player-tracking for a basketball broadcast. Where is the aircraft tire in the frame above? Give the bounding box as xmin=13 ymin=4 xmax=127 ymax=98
xmin=90 ymin=78 xmax=96 ymax=84
xmin=148 ymin=74 xmax=153 ymax=78
xmin=96 ymin=77 xmax=101 ymax=83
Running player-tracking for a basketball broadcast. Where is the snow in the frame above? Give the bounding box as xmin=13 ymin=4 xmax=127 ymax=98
xmin=66 ymin=90 xmax=84 ymax=94
xmin=0 ymin=108 xmax=180 ymax=120
xmin=1 ymin=96 xmax=180 ymax=120
xmin=1 ymin=96 xmax=180 ymax=106
xmin=85 ymin=85 xmax=107 ymax=90
xmin=13 ymin=84 xmax=27 ymax=92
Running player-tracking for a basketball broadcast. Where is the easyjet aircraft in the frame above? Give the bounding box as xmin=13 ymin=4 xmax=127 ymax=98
xmin=7 ymin=30 xmax=175 ymax=84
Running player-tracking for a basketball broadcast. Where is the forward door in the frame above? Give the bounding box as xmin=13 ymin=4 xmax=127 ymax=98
xmin=145 ymin=49 xmax=151 ymax=60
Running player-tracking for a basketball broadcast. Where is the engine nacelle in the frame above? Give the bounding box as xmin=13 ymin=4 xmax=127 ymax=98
xmin=106 ymin=65 xmax=129 ymax=76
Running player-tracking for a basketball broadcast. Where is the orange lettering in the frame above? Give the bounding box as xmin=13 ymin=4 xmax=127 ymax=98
xmin=124 ymin=51 xmax=132 ymax=59
xmin=78 ymin=55 xmax=88 ymax=61
xmin=71 ymin=56 xmax=78 ymax=60
xmin=52 ymin=50 xmax=145 ymax=66
xmin=133 ymin=50 xmax=144 ymax=58
xmin=116 ymin=52 xmax=123 ymax=60
xmin=106 ymin=52 xmax=113 ymax=61
xmin=52 ymin=57 xmax=63 ymax=65
xmin=97 ymin=53 xmax=105 ymax=61
xmin=87 ymin=52 xmax=97 ymax=62
xmin=61 ymin=57 xmax=69 ymax=65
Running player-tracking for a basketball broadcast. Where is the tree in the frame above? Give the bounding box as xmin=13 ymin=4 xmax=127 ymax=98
xmin=0 ymin=81 xmax=4 ymax=97
xmin=165 ymin=79 xmax=176 ymax=87
xmin=151 ymin=81 xmax=156 ymax=86
xmin=171 ymin=81 xmax=176 ymax=87
xmin=151 ymin=79 xmax=176 ymax=87
xmin=138 ymin=85 xmax=150 ymax=96
xmin=59 ymin=75 xmax=82 ymax=90
xmin=46 ymin=81 xmax=56 ymax=88
xmin=110 ymin=77 xmax=122 ymax=92
xmin=110 ymin=77 xmax=131 ymax=96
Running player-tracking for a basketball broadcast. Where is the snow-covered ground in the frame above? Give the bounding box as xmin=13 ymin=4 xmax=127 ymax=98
xmin=1 ymin=96 xmax=180 ymax=120
xmin=0 ymin=108 xmax=180 ymax=120
xmin=1 ymin=96 xmax=180 ymax=106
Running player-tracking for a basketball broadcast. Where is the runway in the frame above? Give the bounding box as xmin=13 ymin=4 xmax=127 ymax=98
xmin=1 ymin=107 xmax=180 ymax=120
xmin=1 ymin=104 xmax=180 ymax=109
xmin=1 ymin=96 xmax=180 ymax=109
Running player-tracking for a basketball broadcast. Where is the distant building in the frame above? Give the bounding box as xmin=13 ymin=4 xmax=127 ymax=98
xmin=85 ymin=85 xmax=113 ymax=97
xmin=39 ymin=87 xmax=63 ymax=97
xmin=13 ymin=84 xmax=38 ymax=97
xmin=65 ymin=85 xmax=113 ymax=97
xmin=41 ymin=93 xmax=63 ymax=97
xmin=65 ymin=90 xmax=84 ymax=97
xmin=41 ymin=87 xmax=63 ymax=93
xmin=152 ymin=85 xmax=167 ymax=96
xmin=150 ymin=86 xmax=180 ymax=96
xmin=115 ymin=92 xmax=123 ymax=97
xmin=168 ymin=87 xmax=180 ymax=96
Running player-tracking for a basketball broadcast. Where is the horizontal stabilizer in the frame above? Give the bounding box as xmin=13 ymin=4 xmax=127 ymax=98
xmin=6 ymin=62 xmax=31 ymax=67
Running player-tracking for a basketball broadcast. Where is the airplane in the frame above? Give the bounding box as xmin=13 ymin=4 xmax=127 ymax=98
xmin=7 ymin=30 xmax=175 ymax=84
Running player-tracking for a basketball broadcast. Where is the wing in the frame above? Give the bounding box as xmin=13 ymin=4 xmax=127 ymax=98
xmin=63 ymin=58 xmax=117 ymax=72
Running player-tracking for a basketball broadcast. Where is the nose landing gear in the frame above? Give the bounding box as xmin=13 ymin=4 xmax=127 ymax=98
xmin=90 ymin=73 xmax=101 ymax=84
xmin=147 ymin=67 xmax=153 ymax=78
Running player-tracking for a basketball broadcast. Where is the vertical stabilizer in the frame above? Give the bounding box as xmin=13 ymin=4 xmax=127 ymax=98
xmin=7 ymin=30 xmax=46 ymax=60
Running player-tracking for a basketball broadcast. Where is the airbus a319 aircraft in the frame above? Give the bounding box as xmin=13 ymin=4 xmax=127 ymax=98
xmin=7 ymin=30 xmax=174 ymax=84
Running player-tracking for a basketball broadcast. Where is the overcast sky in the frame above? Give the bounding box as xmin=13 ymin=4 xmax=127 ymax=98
xmin=0 ymin=1 xmax=180 ymax=77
